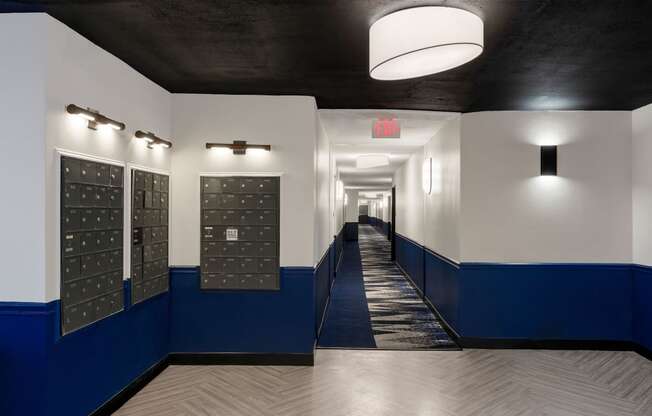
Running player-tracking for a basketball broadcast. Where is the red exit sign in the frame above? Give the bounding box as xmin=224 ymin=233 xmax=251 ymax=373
xmin=372 ymin=117 xmax=400 ymax=138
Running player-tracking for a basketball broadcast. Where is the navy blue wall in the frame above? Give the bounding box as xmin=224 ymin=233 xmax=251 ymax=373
xmin=633 ymin=265 xmax=652 ymax=351
xmin=0 ymin=282 xmax=169 ymax=416
xmin=395 ymin=234 xmax=425 ymax=293
xmin=169 ymin=267 xmax=314 ymax=354
xmin=423 ymin=247 xmax=460 ymax=331
xmin=315 ymin=248 xmax=331 ymax=336
xmin=396 ymin=233 xmax=650 ymax=352
xmin=2 ymin=252 xmax=332 ymax=416
xmin=459 ymin=263 xmax=632 ymax=340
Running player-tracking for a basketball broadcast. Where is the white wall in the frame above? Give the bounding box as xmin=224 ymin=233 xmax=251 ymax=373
xmin=170 ymin=94 xmax=317 ymax=267
xmin=344 ymin=190 xmax=358 ymax=223
xmin=460 ymin=111 xmax=632 ymax=263
xmin=393 ymin=148 xmax=425 ymax=244
xmin=0 ymin=14 xmax=173 ymax=302
xmin=633 ymin=104 xmax=652 ymax=266
xmin=0 ymin=14 xmax=48 ymax=302
xmin=315 ymin=117 xmax=332 ymax=263
xmin=43 ymin=16 xmax=172 ymax=301
xmin=424 ymin=117 xmax=461 ymax=261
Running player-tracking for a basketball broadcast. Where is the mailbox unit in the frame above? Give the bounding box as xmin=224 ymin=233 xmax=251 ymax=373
xmin=200 ymin=176 xmax=280 ymax=290
xmin=60 ymin=156 xmax=124 ymax=334
xmin=131 ymin=169 xmax=169 ymax=304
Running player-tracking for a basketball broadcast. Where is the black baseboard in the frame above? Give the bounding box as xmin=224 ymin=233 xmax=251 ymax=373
xmin=90 ymin=356 xmax=169 ymax=416
xmin=633 ymin=343 xmax=652 ymax=361
xmin=168 ymin=352 xmax=315 ymax=366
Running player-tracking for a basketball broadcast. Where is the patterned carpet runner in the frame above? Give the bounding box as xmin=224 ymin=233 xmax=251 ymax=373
xmin=358 ymin=225 xmax=457 ymax=349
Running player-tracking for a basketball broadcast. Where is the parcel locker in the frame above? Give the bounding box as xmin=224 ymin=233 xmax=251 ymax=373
xmin=109 ymin=165 xmax=123 ymax=187
xmin=63 ymin=158 xmax=80 ymax=182
xmin=257 ymin=194 xmax=276 ymax=209
xmin=60 ymin=156 xmax=124 ymax=335
xmin=160 ymin=175 xmax=169 ymax=192
xmin=200 ymin=175 xmax=279 ymax=290
xmin=79 ymin=161 xmax=96 ymax=184
xmin=203 ymin=177 xmax=221 ymax=193
xmin=62 ymin=233 xmax=80 ymax=257
xmin=221 ymin=178 xmax=240 ymax=193
xmin=131 ymin=168 xmax=169 ymax=305
xmin=152 ymin=174 xmax=161 ymax=192
xmin=64 ymin=184 xmax=80 ymax=206
xmin=109 ymin=188 xmax=122 ymax=208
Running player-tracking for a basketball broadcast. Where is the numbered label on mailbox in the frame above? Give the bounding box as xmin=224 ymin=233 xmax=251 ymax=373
xmin=226 ymin=228 xmax=238 ymax=241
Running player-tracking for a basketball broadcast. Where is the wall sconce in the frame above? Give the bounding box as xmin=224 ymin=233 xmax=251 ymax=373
xmin=205 ymin=140 xmax=271 ymax=155
xmin=540 ymin=145 xmax=557 ymax=176
xmin=422 ymin=157 xmax=432 ymax=194
xmin=134 ymin=130 xmax=172 ymax=149
xmin=344 ymin=193 xmax=349 ymax=206
xmin=66 ymin=104 xmax=125 ymax=131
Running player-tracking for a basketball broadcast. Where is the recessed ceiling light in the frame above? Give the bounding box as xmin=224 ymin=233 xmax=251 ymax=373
xmin=356 ymin=154 xmax=390 ymax=169
xmin=369 ymin=7 xmax=484 ymax=80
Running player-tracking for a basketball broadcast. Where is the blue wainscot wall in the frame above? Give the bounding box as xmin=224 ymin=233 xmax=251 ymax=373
xmin=0 ymin=282 xmax=169 ymax=416
xmin=633 ymin=265 xmax=652 ymax=352
xmin=169 ymin=267 xmax=315 ymax=354
xmin=395 ymin=233 xmax=650 ymax=355
xmin=1 ymin=226 xmax=347 ymax=416
xmin=395 ymin=234 xmax=425 ymax=293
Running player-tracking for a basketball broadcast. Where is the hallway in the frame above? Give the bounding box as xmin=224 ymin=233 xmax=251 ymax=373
xmin=318 ymin=225 xmax=456 ymax=349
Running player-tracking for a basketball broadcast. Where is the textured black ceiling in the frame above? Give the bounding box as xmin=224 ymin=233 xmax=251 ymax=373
xmin=3 ymin=0 xmax=652 ymax=111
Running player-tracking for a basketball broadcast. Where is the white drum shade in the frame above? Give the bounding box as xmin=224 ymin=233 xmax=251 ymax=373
xmin=369 ymin=7 xmax=484 ymax=80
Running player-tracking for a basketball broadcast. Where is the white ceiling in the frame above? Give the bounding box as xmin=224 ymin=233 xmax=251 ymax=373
xmin=319 ymin=109 xmax=457 ymax=188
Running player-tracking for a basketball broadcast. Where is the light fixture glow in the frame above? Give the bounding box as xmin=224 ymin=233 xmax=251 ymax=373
xmin=356 ymin=154 xmax=390 ymax=169
xmin=134 ymin=130 xmax=172 ymax=150
xmin=344 ymin=193 xmax=349 ymax=206
xmin=422 ymin=157 xmax=432 ymax=194
xmin=205 ymin=140 xmax=271 ymax=155
xmin=369 ymin=7 xmax=484 ymax=80
xmin=66 ymin=104 xmax=125 ymax=131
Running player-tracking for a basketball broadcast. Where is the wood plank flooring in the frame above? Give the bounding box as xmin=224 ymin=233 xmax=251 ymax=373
xmin=114 ymin=349 xmax=652 ymax=415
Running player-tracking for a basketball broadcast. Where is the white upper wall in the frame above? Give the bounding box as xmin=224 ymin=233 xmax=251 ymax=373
xmin=315 ymin=117 xmax=332 ymax=264
xmin=0 ymin=14 xmax=172 ymax=302
xmin=633 ymin=104 xmax=652 ymax=266
xmin=460 ymin=111 xmax=632 ymax=263
xmin=0 ymin=14 xmax=48 ymax=302
xmin=393 ymin=148 xmax=425 ymax=244
xmin=43 ymin=15 xmax=172 ymax=301
xmin=170 ymin=94 xmax=317 ymax=267
xmin=424 ymin=117 xmax=461 ymax=261
xmin=344 ymin=189 xmax=358 ymax=223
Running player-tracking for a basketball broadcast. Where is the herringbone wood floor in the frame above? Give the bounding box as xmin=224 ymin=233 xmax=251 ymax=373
xmin=114 ymin=349 xmax=652 ymax=416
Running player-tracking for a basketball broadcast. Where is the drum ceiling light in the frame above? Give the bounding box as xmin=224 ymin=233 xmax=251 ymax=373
xmin=369 ymin=6 xmax=484 ymax=80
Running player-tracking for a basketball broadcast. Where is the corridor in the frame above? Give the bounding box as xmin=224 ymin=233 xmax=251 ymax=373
xmin=318 ymin=225 xmax=456 ymax=349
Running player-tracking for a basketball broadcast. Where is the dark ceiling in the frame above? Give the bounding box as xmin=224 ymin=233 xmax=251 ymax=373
xmin=3 ymin=0 xmax=652 ymax=112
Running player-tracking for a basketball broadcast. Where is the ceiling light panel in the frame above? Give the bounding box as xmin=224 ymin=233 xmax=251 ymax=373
xmin=369 ymin=7 xmax=484 ymax=80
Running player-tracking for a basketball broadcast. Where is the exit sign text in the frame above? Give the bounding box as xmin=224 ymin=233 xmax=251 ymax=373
xmin=372 ymin=117 xmax=400 ymax=138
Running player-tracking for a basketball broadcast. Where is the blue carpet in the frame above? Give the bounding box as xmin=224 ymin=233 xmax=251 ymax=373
xmin=317 ymin=240 xmax=376 ymax=348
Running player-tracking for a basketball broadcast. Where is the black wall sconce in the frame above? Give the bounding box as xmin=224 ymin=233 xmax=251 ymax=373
xmin=66 ymin=104 xmax=125 ymax=131
xmin=134 ymin=130 xmax=172 ymax=149
xmin=205 ymin=140 xmax=271 ymax=155
xmin=540 ymin=145 xmax=557 ymax=176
